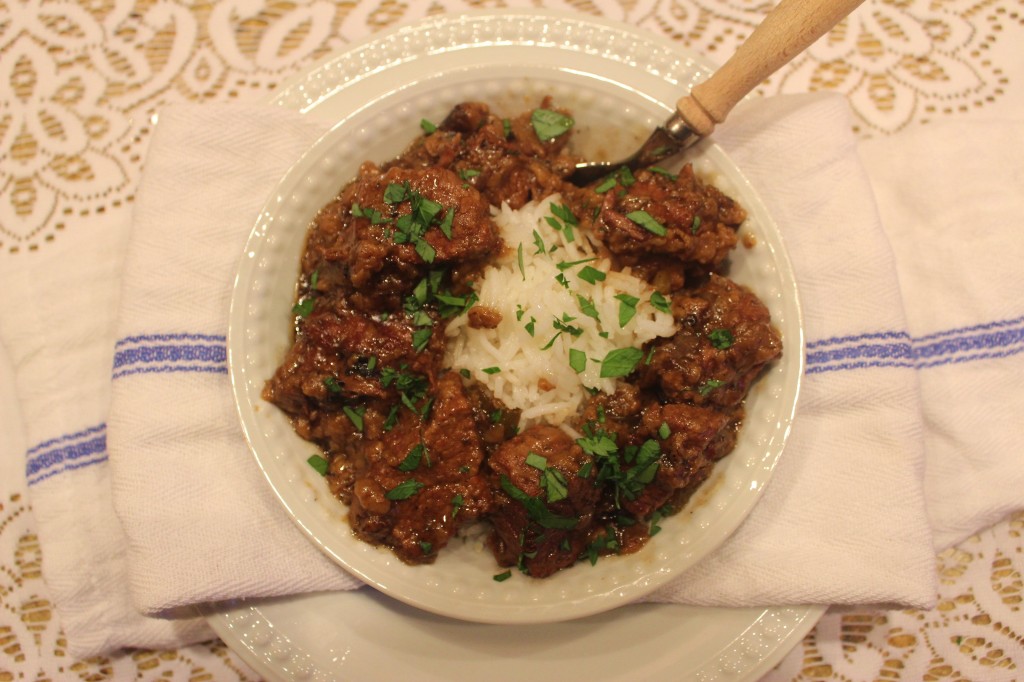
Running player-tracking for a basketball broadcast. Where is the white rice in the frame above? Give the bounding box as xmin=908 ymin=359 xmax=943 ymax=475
xmin=444 ymin=195 xmax=677 ymax=428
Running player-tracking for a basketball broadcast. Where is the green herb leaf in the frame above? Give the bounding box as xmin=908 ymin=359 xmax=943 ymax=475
xmin=383 ymin=182 xmax=409 ymax=204
xmin=397 ymin=443 xmax=427 ymax=472
xmin=650 ymin=166 xmax=678 ymax=180
xmin=649 ymin=291 xmax=671 ymax=314
xmin=499 ymin=475 xmax=578 ymax=530
xmin=626 ymin=210 xmax=667 ymax=236
xmin=517 ymin=242 xmax=525 ymax=281
xmin=525 ymin=452 xmax=548 ymax=470
xmin=411 ymin=327 xmax=432 ymax=352
xmin=530 ymin=108 xmax=574 ymax=142
xmin=691 ymin=215 xmax=702 ymax=234
xmin=383 ymin=404 xmax=399 ymax=432
xmin=307 ymin=454 xmax=329 ymax=476
xmin=385 ymin=479 xmax=425 ymax=501
xmin=577 ymin=265 xmax=606 ymax=284
xmin=342 ymin=405 xmax=365 ymax=432
xmin=569 ymin=348 xmax=587 ymax=373
xmin=540 ymin=468 xmax=569 ymax=503
xmin=481 ymin=366 xmax=501 ymax=375
xmin=414 ymin=238 xmax=436 ymax=264
xmin=594 ymin=176 xmax=616 ymax=193
xmin=698 ymin=379 xmax=727 ymax=396
xmin=323 ymin=376 xmax=342 ymax=394
xmin=439 ymin=207 xmax=455 ymax=239
xmin=658 ymin=421 xmax=671 ymax=440
xmin=576 ymin=295 xmax=600 ymax=321
xmin=556 ymin=257 xmax=596 ymax=272
xmin=420 ymin=118 xmax=437 ymax=134
xmin=708 ymin=328 xmax=734 ymax=349
xmin=600 ymin=347 xmax=644 ymax=378
xmin=292 ymin=298 xmax=315 ymax=318
xmin=614 ymin=293 xmax=639 ymax=328
xmin=419 ymin=540 xmax=433 ymax=554
xmin=493 ymin=570 xmax=513 ymax=582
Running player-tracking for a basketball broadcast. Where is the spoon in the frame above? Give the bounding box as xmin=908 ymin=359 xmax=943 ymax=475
xmin=568 ymin=0 xmax=866 ymax=186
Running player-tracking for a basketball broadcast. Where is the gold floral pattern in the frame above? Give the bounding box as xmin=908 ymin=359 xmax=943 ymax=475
xmin=1 ymin=0 xmax=1020 ymax=254
xmin=1 ymin=1 xmax=1022 ymax=679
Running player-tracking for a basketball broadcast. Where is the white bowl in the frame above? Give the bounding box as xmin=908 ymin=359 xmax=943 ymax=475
xmin=228 ymin=11 xmax=804 ymax=626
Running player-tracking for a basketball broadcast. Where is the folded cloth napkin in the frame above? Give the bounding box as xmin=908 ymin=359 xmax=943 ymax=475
xmin=17 ymin=87 xmax=1023 ymax=657
xmin=104 ymin=91 xmax=940 ymax=623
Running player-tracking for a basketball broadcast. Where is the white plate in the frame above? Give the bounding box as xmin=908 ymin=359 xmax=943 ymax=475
xmin=202 ymin=591 xmax=821 ymax=682
xmin=217 ymin=8 xmax=819 ymax=680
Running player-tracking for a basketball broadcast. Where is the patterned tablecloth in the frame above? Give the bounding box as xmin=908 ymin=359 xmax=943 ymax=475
xmin=1 ymin=0 xmax=1022 ymax=680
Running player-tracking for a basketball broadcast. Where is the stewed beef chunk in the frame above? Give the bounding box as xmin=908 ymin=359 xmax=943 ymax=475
xmin=487 ymin=425 xmax=599 ymax=578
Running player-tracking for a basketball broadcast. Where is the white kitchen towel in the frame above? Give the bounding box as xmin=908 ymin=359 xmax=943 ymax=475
xmin=105 ymin=92 xmax=944 ymax=618
xmin=857 ymin=120 xmax=1024 ymax=551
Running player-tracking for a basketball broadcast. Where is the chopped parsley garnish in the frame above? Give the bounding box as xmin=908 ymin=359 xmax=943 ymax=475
xmin=524 ymin=317 xmax=536 ymax=336
xmin=451 ymin=494 xmax=465 ymax=519
xmin=625 ymin=210 xmax=668 ymax=236
xmin=584 ymin=528 xmax=620 ymax=565
xmin=499 ymin=475 xmax=578 ymax=529
xmin=709 ymin=328 xmax=734 ymax=349
xmin=614 ymin=293 xmax=640 ymax=328
xmin=397 ymin=442 xmax=427 ymax=472
xmin=545 ymin=203 xmax=578 ymax=242
xmin=650 ymin=166 xmax=678 ymax=180
xmin=411 ymin=326 xmax=432 ymax=352
xmin=420 ymin=118 xmax=437 ymax=133
xmin=698 ymin=379 xmax=727 ymax=396
xmin=292 ymin=297 xmax=315 ymax=318
xmin=351 ymin=202 xmax=389 ymax=225
xmin=576 ymin=294 xmax=600 ymax=321
xmin=649 ymin=291 xmax=671 ymax=314
xmin=482 ymin=366 xmax=501 ymax=375
xmin=599 ymin=347 xmax=644 ymax=378
xmin=385 ymin=479 xmax=425 ymax=501
xmin=439 ymin=207 xmax=455 ymax=239
xmin=658 ymin=421 xmax=671 ymax=440
xmin=419 ymin=540 xmax=433 ymax=554
xmin=556 ymin=257 xmax=596 ymax=272
xmin=577 ymin=424 xmax=662 ymax=509
xmin=379 ymin=365 xmax=430 ymax=415
xmin=307 ymin=454 xmax=329 ymax=476
xmin=532 ymin=229 xmax=547 ymax=255
xmin=493 ymin=570 xmax=513 ymax=582
xmin=530 ymin=108 xmax=574 ymax=142
xmin=380 ymin=182 xmax=453 ymax=264
xmin=517 ymin=242 xmax=525 ymax=280
xmin=342 ymin=405 xmax=365 ymax=432
xmin=569 ymin=348 xmax=587 ymax=374
xmin=577 ymin=265 xmax=606 ymax=284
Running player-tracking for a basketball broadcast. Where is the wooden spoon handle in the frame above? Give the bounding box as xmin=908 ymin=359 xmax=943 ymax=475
xmin=676 ymin=0 xmax=865 ymax=136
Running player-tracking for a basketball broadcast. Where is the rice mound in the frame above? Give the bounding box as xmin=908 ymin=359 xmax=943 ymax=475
xmin=444 ymin=195 xmax=677 ymax=427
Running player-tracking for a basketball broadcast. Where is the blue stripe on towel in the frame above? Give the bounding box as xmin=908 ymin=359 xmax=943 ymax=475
xmin=25 ymin=425 xmax=108 ymax=486
xmin=112 ymin=333 xmax=227 ymax=379
xmin=806 ymin=314 xmax=1024 ymax=374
